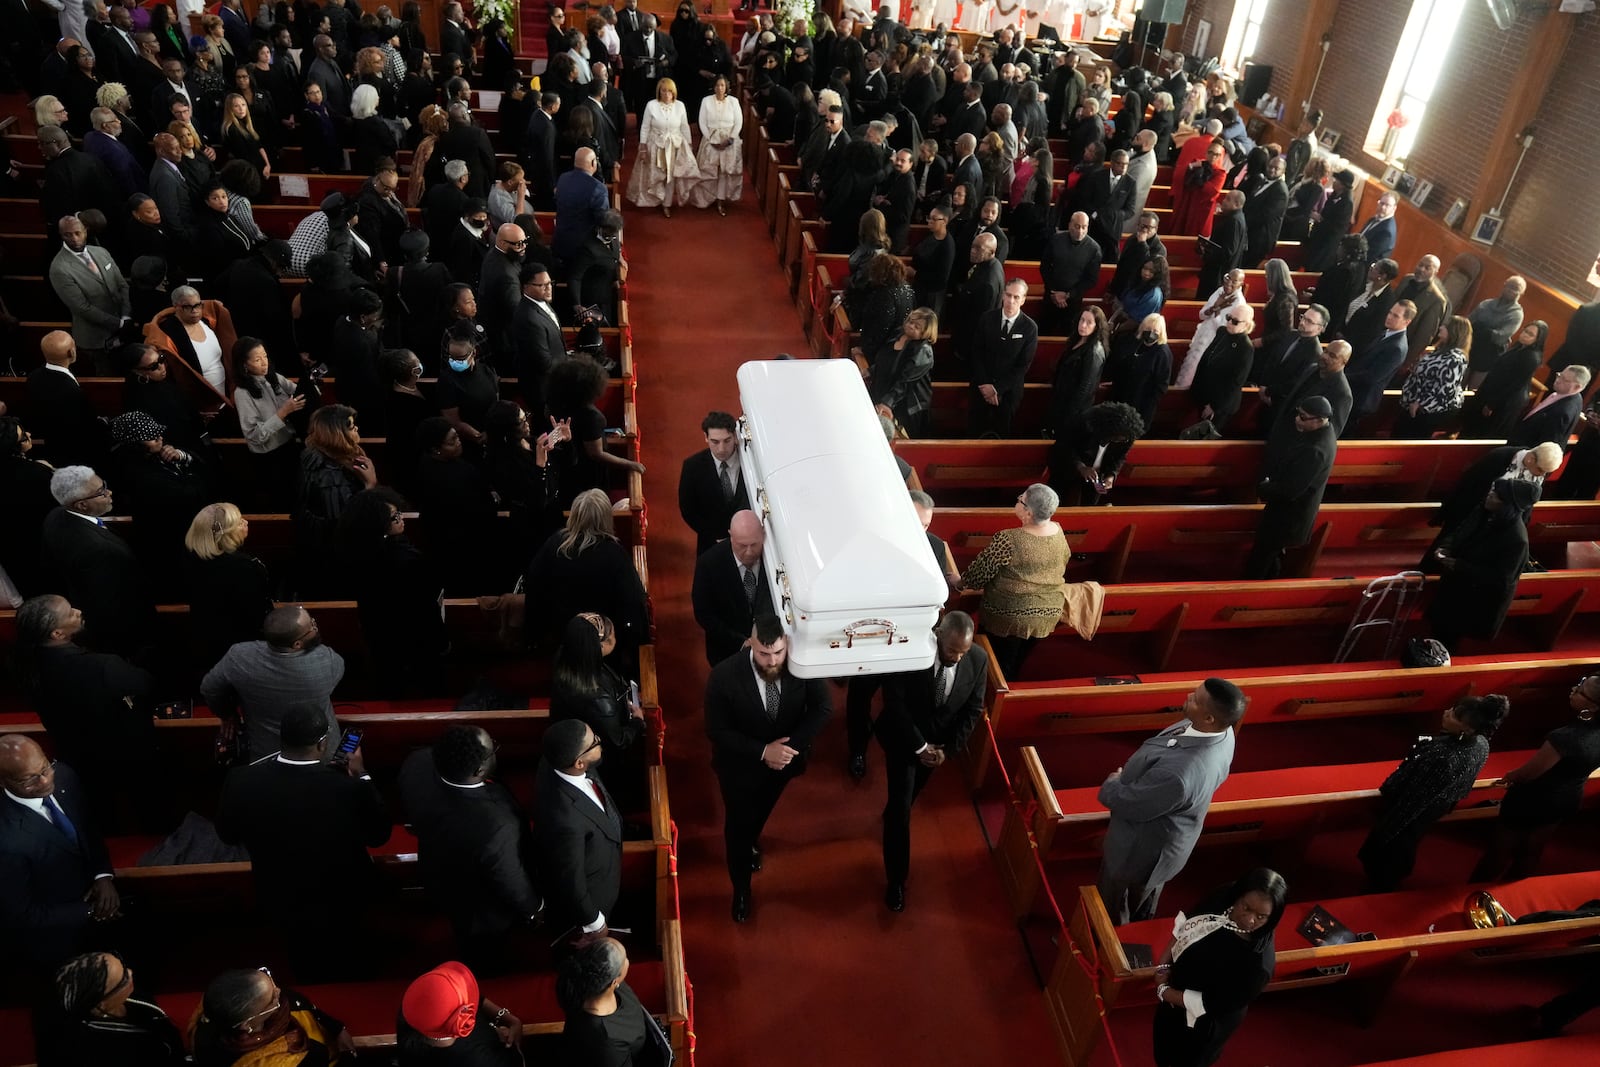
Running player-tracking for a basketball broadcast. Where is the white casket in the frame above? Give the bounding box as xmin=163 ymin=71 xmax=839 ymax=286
xmin=736 ymin=359 xmax=948 ymax=678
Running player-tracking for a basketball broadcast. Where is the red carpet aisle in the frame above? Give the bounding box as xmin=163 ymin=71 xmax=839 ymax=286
xmin=627 ymin=187 xmax=1060 ymax=1064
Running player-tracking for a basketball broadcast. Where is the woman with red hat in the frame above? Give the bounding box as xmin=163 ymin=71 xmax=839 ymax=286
xmin=398 ymin=961 xmax=525 ymax=1065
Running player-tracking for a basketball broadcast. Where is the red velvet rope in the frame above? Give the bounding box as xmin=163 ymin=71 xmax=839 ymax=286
xmin=984 ymin=716 xmax=1125 ymax=1067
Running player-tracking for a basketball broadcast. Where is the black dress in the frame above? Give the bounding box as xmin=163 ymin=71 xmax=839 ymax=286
xmin=395 ymin=1007 xmax=520 ymax=1067
xmin=35 ymin=999 xmax=187 ymax=1067
xmin=1358 ymin=732 xmax=1489 ymax=890
xmin=186 ymin=550 xmax=274 ymax=670
xmin=561 ymin=982 xmax=658 ymax=1067
xmin=548 ymin=405 xmax=609 ymax=506
xmin=1152 ymin=903 xmax=1274 ymax=1067
xmin=1425 ymin=507 xmax=1529 ymax=650
xmin=484 ymin=442 xmax=560 ymax=568
xmin=1501 ymin=721 xmax=1600 ymax=828
xmin=910 ymin=231 xmax=954 ymax=317
xmin=1460 ymin=345 xmax=1542 ymax=439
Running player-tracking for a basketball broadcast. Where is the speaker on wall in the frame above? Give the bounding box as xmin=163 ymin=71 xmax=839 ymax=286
xmin=1140 ymin=0 xmax=1188 ymax=23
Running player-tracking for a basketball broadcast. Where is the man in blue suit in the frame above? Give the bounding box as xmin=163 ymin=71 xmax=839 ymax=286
xmin=0 ymin=735 xmax=120 ymax=972
xmin=1358 ymin=192 xmax=1398 ymax=265
xmin=1344 ymin=299 xmax=1415 ymax=438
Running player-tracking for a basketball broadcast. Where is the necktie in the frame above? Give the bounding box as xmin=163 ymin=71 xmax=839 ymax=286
xmin=1001 ymin=318 xmax=1012 ymax=337
xmin=80 ymin=252 xmax=99 ymax=275
xmin=719 ymin=461 xmax=734 ymax=500
xmin=588 ymin=778 xmax=605 ymax=809
xmin=743 ymin=565 xmax=758 ymax=605
xmin=934 ymin=664 xmax=949 ymax=707
xmin=46 ymin=796 xmax=78 ymax=842
xmin=763 ymin=678 xmax=780 ymax=720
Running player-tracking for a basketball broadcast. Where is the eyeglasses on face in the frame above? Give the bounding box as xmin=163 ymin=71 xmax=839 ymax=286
xmin=177 ymin=302 xmax=202 ymax=311
xmin=138 ymin=354 xmax=167 ymax=371
xmin=1225 ymin=316 xmax=1246 ymax=325
xmin=4 ymin=759 xmax=56 ymax=790
xmin=76 ymin=482 xmax=111 ymax=504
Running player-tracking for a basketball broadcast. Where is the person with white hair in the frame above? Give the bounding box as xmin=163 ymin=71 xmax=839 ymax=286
xmin=350 ymin=82 xmax=400 ymax=174
xmin=40 ymin=465 xmax=157 ymax=655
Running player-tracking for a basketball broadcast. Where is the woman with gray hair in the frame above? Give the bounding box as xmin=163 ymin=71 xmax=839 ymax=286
xmin=559 ymin=937 xmax=661 ymax=1065
xmin=957 ymin=482 xmax=1067 ymax=679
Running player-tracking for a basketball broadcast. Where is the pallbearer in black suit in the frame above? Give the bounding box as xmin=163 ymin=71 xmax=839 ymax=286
xmin=691 ymin=509 xmax=774 ymax=667
xmin=214 ymin=705 xmax=391 ymax=976
xmin=535 ymin=719 xmax=624 ymax=944
xmin=0 ymin=736 xmax=120 ymax=973
xmin=969 ymin=277 xmax=1040 ymax=437
xmin=705 ymin=615 xmax=833 ymax=923
xmin=876 ymin=612 xmax=987 ymax=912
xmin=677 ymin=411 xmax=751 ymax=556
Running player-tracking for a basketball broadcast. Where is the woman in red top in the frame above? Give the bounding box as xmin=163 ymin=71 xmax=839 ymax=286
xmin=1173 ymin=137 xmax=1229 ymax=238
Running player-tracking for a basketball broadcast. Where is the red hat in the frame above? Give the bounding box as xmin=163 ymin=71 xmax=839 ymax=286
xmin=401 ymin=962 xmax=480 ymax=1039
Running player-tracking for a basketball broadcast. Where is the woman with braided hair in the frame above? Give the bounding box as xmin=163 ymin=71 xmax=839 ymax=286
xmin=35 ymin=951 xmax=185 ymax=1067
xmin=559 ymin=937 xmax=666 ymax=1066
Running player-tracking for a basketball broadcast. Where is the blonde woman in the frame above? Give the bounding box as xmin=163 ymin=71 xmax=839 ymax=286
xmin=1107 ymin=312 xmax=1172 ymax=433
xmin=184 ymin=502 xmax=274 ymax=667
xmin=33 ymin=94 xmax=68 ymax=129
xmin=524 ymin=487 xmax=651 ymax=662
xmin=220 ymin=93 xmax=270 ymax=178
xmin=690 ymin=75 xmax=743 ymax=215
xmin=626 ymin=78 xmax=701 ymax=217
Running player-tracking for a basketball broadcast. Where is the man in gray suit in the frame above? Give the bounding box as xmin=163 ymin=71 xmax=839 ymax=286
xmin=48 ymin=215 xmax=130 ymax=375
xmin=148 ymin=132 xmax=197 ymax=245
xmin=1097 ymin=677 xmax=1247 ymax=925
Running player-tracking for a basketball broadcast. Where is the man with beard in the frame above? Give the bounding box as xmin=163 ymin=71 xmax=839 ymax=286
xmin=200 ymin=605 xmax=347 ymax=763
xmin=705 ymin=613 xmax=832 ymax=923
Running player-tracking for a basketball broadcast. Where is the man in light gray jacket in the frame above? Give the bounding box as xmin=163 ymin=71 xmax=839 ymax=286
xmin=1097 ymin=677 xmax=1246 ymax=924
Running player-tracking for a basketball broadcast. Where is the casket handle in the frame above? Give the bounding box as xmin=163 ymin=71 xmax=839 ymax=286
xmin=755 ymin=487 xmax=770 ymax=520
xmin=737 ymin=416 xmax=752 ymax=449
xmin=842 ymin=618 xmax=898 ymax=648
xmin=775 ymin=569 xmax=794 ymax=624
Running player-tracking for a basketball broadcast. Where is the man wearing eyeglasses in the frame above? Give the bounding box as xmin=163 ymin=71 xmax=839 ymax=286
xmin=1245 ymin=394 xmax=1337 ymax=580
xmin=511 ymin=262 xmax=564 ymax=418
xmin=476 ymin=222 xmax=527 ymax=360
xmin=535 ymin=719 xmax=623 ymax=946
xmin=40 ymin=465 xmax=156 ymax=657
xmin=1250 ymin=302 xmax=1327 ymax=430
xmin=1188 ymin=303 xmax=1256 ymax=434
xmin=0 ymin=734 xmax=119 ymax=971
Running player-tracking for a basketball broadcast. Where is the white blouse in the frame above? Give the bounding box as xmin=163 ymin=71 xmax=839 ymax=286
xmin=698 ymin=95 xmax=743 ymax=144
xmin=190 ymin=323 xmax=226 ymax=392
xmin=641 ymin=99 xmax=691 ymax=150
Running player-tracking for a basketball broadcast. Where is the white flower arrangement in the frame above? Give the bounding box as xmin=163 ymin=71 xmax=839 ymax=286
xmin=777 ymin=0 xmax=817 ymax=32
xmin=475 ymin=0 xmax=518 ymax=32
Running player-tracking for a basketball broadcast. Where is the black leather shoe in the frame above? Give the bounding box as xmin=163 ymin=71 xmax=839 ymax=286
xmin=885 ymin=883 xmax=906 ymax=912
xmin=849 ymin=754 xmax=866 ymax=780
xmin=749 ymin=845 xmax=763 ymax=872
xmin=732 ymin=890 xmax=751 ymax=923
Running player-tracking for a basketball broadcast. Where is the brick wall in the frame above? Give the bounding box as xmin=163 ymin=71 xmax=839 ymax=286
xmin=1491 ymin=12 xmax=1600 ymax=300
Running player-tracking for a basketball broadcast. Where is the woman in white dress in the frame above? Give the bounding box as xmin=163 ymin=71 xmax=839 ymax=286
xmin=626 ymin=77 xmax=701 ymax=218
xmin=691 ymin=75 xmax=743 ymax=215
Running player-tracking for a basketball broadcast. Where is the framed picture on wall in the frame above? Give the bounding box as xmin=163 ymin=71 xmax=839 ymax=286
xmin=1395 ymin=173 xmax=1418 ymax=197
xmin=1445 ymin=197 xmax=1470 ymax=228
xmin=1319 ymin=129 xmax=1342 ymax=150
xmin=1472 ymin=212 xmax=1504 ymax=246
xmin=1194 ymin=20 xmax=1211 ymax=57
xmin=1410 ymin=180 xmax=1433 ymax=208
xmin=1381 ymin=165 xmax=1404 ymax=187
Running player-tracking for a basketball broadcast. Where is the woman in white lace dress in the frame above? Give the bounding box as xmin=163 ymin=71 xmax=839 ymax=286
xmin=626 ymin=77 xmax=701 ymax=217
xmin=690 ymin=75 xmax=743 ymax=215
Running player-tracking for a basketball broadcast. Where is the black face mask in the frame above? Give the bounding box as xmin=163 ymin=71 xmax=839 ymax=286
xmin=502 ymin=248 xmax=523 ymax=263
xmin=1139 ymin=330 xmax=1159 ymax=345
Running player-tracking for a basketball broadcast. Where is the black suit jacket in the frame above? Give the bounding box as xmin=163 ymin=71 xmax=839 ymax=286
xmin=576 ymin=96 xmax=622 ymax=174
xmin=39 ymin=508 xmax=156 ymax=655
xmin=951 ymin=153 xmax=981 ymax=195
xmin=971 ymin=308 xmax=1039 ymax=397
xmin=523 ymin=108 xmax=559 ymax=209
xmin=1250 ymin=334 xmax=1321 ymax=395
xmin=1189 ymin=332 xmax=1255 ymax=424
xmin=678 ymin=449 xmax=750 ymax=556
xmin=951 ymin=258 xmax=1004 ymax=356
xmin=440 ymin=19 xmax=471 ymax=68
xmin=876 ymin=646 xmax=988 ymax=757
xmin=1509 ymin=392 xmax=1583 ymax=449
xmin=1071 ymin=169 xmax=1136 ymax=249
xmin=439 ymin=122 xmax=497 ymax=198
xmin=0 ymin=764 xmax=111 ymax=968
xmin=26 ymin=367 xmax=106 ymax=467
xmin=215 ymin=758 xmax=391 ymax=909
xmin=704 ymin=650 xmax=833 ymax=777
xmin=29 ymin=644 xmax=156 ymax=784
xmin=1346 ymin=331 xmax=1409 ymax=423
xmin=510 ymin=297 xmax=566 ymax=402
xmin=1242 ymin=176 xmax=1288 ymax=265
xmin=42 ymin=150 xmax=121 ymax=235
xmin=534 ymin=759 xmax=622 ymax=934
xmin=397 ymin=749 xmax=542 ymax=939
xmin=691 ymin=540 xmax=774 ymax=666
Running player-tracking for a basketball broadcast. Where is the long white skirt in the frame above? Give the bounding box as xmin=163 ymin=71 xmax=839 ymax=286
xmin=690 ymin=137 xmax=744 ymax=207
xmin=626 ymin=137 xmax=702 ymax=208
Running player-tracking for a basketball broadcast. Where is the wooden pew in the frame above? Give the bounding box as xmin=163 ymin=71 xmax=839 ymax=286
xmin=966 ymin=650 xmax=1600 ymax=792
xmin=927 ymin=500 xmax=1600 ymax=583
xmin=1048 ymin=876 xmax=1600 ymax=1067
xmin=1352 ymin=1034 xmax=1600 ymax=1066
xmin=995 ymin=744 xmax=1600 ymax=919
xmin=895 ymin=438 xmax=1507 ymax=505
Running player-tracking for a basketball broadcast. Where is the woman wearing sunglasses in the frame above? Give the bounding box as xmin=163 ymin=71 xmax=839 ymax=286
xmin=37 ymin=951 xmax=185 ymax=1066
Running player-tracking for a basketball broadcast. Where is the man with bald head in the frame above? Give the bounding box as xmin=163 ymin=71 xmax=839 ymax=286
xmin=476 ymin=222 xmax=527 ymax=354
xmin=554 ymin=146 xmax=609 ymax=266
xmin=953 ymin=231 xmax=1005 ymax=365
xmin=1189 ymin=303 xmax=1257 ymax=433
xmin=304 ymin=33 xmax=350 ymax=117
xmin=0 ymin=734 xmax=119 ymax=972
xmin=1394 ymin=254 xmax=1452 ymax=365
xmin=1277 ymin=338 xmax=1354 ymax=439
xmin=950 ymin=131 xmax=981 ymax=194
xmin=39 ymin=126 xmax=119 ymax=234
xmin=27 ymin=332 xmax=108 ymax=467
xmin=692 ymin=509 xmax=775 ymax=666
xmin=1041 ymin=210 xmax=1102 ymax=336
xmin=1198 ymin=189 xmax=1248 ymax=295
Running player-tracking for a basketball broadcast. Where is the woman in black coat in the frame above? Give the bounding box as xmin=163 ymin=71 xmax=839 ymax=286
xmin=1152 ymin=868 xmax=1287 ymax=1067
xmin=1141 ymin=93 xmax=1176 ymax=162
xmin=847 ymin=253 xmax=915 ymax=364
xmin=523 ymin=488 xmax=650 ymax=665
xmin=1358 ymin=695 xmax=1511 ymax=890
xmin=411 ymin=417 xmax=504 ymax=595
xmin=1461 ymin=320 xmax=1548 ymax=439
xmin=0 ymin=416 xmax=56 ymax=598
xmin=120 ymin=343 xmax=209 ymax=453
xmin=868 ymin=307 xmax=937 ymax=437
xmin=1105 ymin=313 xmax=1172 ymax=436
xmin=909 ymin=201 xmax=955 ymax=317
xmin=377 ymin=349 xmax=435 ymax=496
xmin=1047 ymin=306 xmax=1108 ymax=438
xmin=551 ymin=613 xmax=646 ymax=806
xmin=1312 ymin=233 xmax=1368 ymax=338
xmin=183 ymin=502 xmax=275 ymax=672
xmin=1425 ymin=477 xmax=1537 ymax=652
xmin=335 ymin=487 xmax=450 ymax=696
xmin=35 ymin=951 xmax=186 ymax=1067
xmin=480 ymin=18 xmax=517 ymax=89
xmin=483 ymin=400 xmax=564 ymax=570
xmin=195 ymin=184 xmax=257 ymax=285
